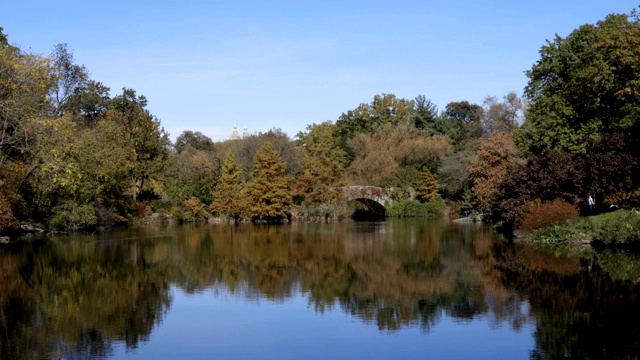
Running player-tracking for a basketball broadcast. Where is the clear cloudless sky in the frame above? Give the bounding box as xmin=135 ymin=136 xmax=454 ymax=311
xmin=2 ymin=1 xmax=638 ymax=142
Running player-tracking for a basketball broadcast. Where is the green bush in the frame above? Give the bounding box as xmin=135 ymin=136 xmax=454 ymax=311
xmin=150 ymin=199 xmax=172 ymax=213
xmin=593 ymin=209 xmax=640 ymax=245
xmin=387 ymin=199 xmax=445 ymax=217
xmin=527 ymin=218 xmax=594 ymax=243
xmin=48 ymin=202 xmax=98 ymax=230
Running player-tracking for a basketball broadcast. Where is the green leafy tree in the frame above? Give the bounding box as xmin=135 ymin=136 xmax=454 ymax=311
xmin=0 ymin=41 xmax=52 ymax=168
xmin=0 ymin=27 xmax=8 ymax=48
xmin=210 ymin=151 xmax=246 ymax=221
xmin=245 ymin=142 xmax=291 ymax=221
xmin=335 ymin=93 xmax=415 ymax=153
xmin=174 ymin=130 xmax=215 ymax=153
xmin=441 ymin=101 xmax=484 ymax=149
xmin=29 ymin=116 xmax=135 ymax=228
xmin=166 ymin=147 xmax=219 ymax=204
xmin=416 ymin=167 xmax=439 ymax=203
xmin=0 ymin=38 xmax=53 ymax=227
xmin=30 ymin=116 xmax=84 ymax=208
xmin=107 ymin=88 xmax=170 ymax=200
xmin=76 ymin=120 xmax=135 ymax=207
xmin=65 ymin=79 xmax=111 ymax=128
xmin=521 ymin=9 xmax=640 ymax=153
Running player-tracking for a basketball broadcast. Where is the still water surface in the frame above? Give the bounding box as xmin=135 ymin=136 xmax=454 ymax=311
xmin=1 ymin=219 xmax=640 ymax=359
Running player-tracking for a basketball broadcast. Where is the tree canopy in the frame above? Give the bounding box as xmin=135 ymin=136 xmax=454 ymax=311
xmin=521 ymin=9 xmax=640 ymax=153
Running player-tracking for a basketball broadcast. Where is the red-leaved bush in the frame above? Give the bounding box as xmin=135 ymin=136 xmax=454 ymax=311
xmin=518 ymin=199 xmax=580 ymax=233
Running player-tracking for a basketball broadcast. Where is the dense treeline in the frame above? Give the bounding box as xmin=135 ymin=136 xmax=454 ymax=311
xmin=1 ymin=7 xmax=640 ymax=232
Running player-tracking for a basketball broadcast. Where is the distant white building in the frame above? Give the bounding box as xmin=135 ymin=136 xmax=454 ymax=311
xmin=231 ymin=124 xmax=240 ymax=140
xmin=231 ymin=124 xmax=248 ymax=140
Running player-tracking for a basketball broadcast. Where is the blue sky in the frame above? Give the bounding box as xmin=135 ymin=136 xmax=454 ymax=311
xmin=2 ymin=1 xmax=638 ymax=142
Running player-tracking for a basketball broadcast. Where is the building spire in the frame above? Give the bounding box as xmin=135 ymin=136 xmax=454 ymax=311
xmin=231 ymin=124 xmax=240 ymax=140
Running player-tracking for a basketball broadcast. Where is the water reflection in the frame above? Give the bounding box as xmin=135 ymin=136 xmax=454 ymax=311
xmin=1 ymin=219 xmax=640 ymax=359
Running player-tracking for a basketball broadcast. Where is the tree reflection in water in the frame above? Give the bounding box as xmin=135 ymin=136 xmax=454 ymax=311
xmin=0 ymin=234 xmax=173 ymax=359
xmin=1 ymin=219 xmax=640 ymax=358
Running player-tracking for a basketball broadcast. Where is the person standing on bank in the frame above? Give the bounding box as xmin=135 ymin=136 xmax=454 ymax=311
xmin=588 ymin=195 xmax=595 ymax=210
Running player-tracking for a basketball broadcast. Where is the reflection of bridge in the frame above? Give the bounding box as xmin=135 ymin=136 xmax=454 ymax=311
xmin=341 ymin=186 xmax=394 ymax=215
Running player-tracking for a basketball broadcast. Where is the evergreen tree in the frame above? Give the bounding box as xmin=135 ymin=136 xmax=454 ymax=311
xmin=412 ymin=95 xmax=438 ymax=130
xmin=416 ymin=167 xmax=439 ymax=203
xmin=245 ymin=142 xmax=291 ymax=221
xmin=210 ymin=151 xmax=246 ymax=221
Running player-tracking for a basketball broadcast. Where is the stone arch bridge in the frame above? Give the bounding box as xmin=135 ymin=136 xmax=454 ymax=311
xmin=340 ymin=186 xmax=394 ymax=216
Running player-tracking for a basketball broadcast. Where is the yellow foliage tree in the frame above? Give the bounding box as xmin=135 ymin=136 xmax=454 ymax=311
xmin=210 ymin=151 xmax=247 ymax=221
xmin=416 ymin=167 xmax=439 ymax=203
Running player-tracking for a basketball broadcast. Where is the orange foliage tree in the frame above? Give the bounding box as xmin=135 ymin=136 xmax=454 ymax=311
xmin=467 ymin=132 xmax=524 ymax=212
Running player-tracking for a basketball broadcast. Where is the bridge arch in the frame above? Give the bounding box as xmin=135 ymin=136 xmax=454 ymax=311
xmin=340 ymin=186 xmax=394 ymax=216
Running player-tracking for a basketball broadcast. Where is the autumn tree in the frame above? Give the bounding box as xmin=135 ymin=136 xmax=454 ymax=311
xmin=0 ymin=35 xmax=52 ymax=228
xmin=0 ymin=40 xmax=52 ymax=168
xmin=210 ymin=151 xmax=247 ymax=221
xmin=492 ymin=150 xmax=586 ymax=228
xmin=467 ymin=132 xmax=524 ymax=212
xmin=494 ymin=132 xmax=640 ymax=228
xmin=416 ymin=167 xmax=439 ymax=203
xmin=347 ymin=123 xmax=450 ymax=189
xmin=335 ymin=93 xmax=415 ymax=153
xmin=582 ymin=132 xmax=640 ymax=207
xmin=294 ymin=121 xmax=348 ymax=210
xmin=245 ymin=142 xmax=291 ymax=221
xmin=521 ymin=8 xmax=640 ymax=153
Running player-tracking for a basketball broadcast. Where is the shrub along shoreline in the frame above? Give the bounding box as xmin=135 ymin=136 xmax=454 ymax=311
xmin=523 ymin=209 xmax=640 ymax=248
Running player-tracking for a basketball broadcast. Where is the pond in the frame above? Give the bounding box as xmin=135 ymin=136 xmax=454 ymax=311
xmin=1 ymin=218 xmax=640 ymax=359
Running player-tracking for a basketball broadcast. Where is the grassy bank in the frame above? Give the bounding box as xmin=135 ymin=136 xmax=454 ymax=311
xmin=526 ymin=209 xmax=640 ymax=247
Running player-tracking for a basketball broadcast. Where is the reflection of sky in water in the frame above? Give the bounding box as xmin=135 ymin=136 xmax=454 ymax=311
xmin=112 ymin=285 xmax=535 ymax=360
